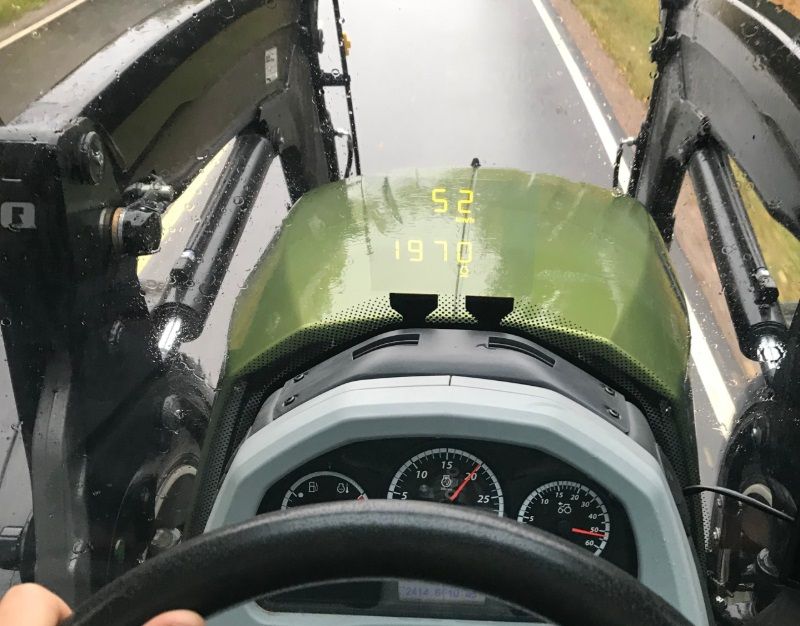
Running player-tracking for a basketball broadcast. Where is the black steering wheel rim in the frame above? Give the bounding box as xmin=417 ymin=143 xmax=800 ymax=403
xmin=64 ymin=501 xmax=691 ymax=626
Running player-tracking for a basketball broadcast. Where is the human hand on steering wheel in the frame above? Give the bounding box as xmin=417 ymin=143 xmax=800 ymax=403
xmin=0 ymin=584 xmax=204 ymax=626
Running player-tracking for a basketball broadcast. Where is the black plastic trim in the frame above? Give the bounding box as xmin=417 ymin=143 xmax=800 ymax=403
xmin=487 ymin=336 xmax=555 ymax=367
xmin=249 ymin=329 xmax=660 ymax=460
xmin=351 ymin=333 xmax=420 ymax=360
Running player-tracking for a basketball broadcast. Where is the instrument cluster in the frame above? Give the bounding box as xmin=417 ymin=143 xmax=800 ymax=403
xmin=258 ymin=437 xmax=637 ymax=574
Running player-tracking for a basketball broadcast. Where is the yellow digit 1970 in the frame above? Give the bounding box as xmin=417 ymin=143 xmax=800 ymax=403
xmin=396 ymin=239 xmax=425 ymax=262
xmin=457 ymin=240 xmax=472 ymax=277
xmin=456 ymin=241 xmax=473 ymax=264
xmin=408 ymin=239 xmax=423 ymax=262
xmin=393 ymin=239 xmax=471 ymax=275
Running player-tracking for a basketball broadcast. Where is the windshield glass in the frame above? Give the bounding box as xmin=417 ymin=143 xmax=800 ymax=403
xmin=1 ymin=0 xmax=799 ymax=624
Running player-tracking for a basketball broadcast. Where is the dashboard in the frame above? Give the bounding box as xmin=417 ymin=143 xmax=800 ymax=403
xmin=257 ymin=438 xmax=637 ymax=574
xmin=256 ymin=438 xmax=636 ymax=621
xmin=204 ymin=375 xmax=710 ymax=626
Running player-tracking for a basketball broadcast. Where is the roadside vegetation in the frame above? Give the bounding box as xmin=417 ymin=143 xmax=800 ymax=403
xmin=784 ymin=0 xmax=800 ymax=16
xmin=732 ymin=161 xmax=800 ymax=308
xmin=0 ymin=0 xmax=48 ymax=27
xmin=571 ymin=0 xmax=800 ymax=307
xmin=570 ymin=0 xmax=659 ymax=101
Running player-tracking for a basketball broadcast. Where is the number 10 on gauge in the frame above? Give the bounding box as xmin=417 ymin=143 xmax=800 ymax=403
xmin=394 ymin=239 xmax=473 ymax=277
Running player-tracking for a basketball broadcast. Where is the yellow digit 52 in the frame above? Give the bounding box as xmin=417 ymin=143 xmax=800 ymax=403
xmin=457 ymin=189 xmax=473 ymax=215
xmin=432 ymin=188 xmax=448 ymax=213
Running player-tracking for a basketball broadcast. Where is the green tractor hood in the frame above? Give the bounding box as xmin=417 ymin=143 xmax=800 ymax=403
xmin=226 ymin=168 xmax=690 ymax=403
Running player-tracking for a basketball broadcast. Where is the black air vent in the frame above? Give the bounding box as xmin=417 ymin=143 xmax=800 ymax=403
xmin=487 ymin=336 xmax=555 ymax=367
xmin=352 ymin=333 xmax=421 ymax=359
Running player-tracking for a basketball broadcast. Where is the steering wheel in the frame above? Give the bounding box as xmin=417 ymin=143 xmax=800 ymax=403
xmin=63 ymin=501 xmax=691 ymax=626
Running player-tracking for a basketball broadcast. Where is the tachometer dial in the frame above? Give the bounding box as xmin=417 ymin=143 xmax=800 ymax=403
xmin=387 ymin=448 xmax=503 ymax=515
xmin=281 ymin=471 xmax=367 ymax=509
xmin=517 ymin=480 xmax=610 ymax=555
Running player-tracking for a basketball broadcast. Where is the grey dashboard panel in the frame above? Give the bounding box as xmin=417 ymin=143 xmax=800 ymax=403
xmin=210 ymin=604 xmax=547 ymax=626
xmin=205 ymin=376 xmax=709 ymax=626
xmin=210 ymin=604 xmax=546 ymax=626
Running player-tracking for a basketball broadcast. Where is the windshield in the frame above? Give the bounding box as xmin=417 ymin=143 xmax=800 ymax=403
xmin=1 ymin=0 xmax=799 ymax=624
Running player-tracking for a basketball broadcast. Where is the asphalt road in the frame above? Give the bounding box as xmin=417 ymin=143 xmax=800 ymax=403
xmin=0 ymin=0 xmax=186 ymax=123
xmin=317 ymin=0 xmax=741 ymax=485
xmin=0 ymin=0 xmax=749 ymax=591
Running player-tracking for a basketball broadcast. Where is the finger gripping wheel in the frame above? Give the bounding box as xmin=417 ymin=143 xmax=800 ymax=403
xmin=63 ymin=501 xmax=691 ymax=626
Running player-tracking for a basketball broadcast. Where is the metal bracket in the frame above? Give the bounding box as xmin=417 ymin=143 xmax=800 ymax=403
xmin=334 ymin=128 xmax=355 ymax=178
xmin=612 ymin=136 xmax=637 ymax=191
xmin=320 ymin=71 xmax=350 ymax=87
xmin=0 ymin=526 xmax=22 ymax=570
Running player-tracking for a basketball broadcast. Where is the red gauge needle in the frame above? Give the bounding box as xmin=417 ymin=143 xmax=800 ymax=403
xmin=571 ymin=528 xmax=606 ymax=539
xmin=449 ymin=464 xmax=481 ymax=502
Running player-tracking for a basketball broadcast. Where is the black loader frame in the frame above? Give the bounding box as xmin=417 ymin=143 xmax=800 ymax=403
xmin=0 ymin=0 xmax=796 ymax=620
xmin=0 ymin=0 xmax=360 ymax=604
xmin=627 ymin=0 xmax=800 ymax=616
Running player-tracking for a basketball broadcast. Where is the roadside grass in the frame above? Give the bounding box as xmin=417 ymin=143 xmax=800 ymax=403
xmin=783 ymin=0 xmax=800 ymax=17
xmin=0 ymin=0 xmax=48 ymax=27
xmin=571 ymin=0 xmax=800 ymax=307
xmin=732 ymin=161 xmax=800 ymax=304
xmin=570 ymin=0 xmax=659 ymax=101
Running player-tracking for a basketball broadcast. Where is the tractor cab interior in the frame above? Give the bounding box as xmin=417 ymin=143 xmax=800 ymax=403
xmin=0 ymin=1 xmax=799 ymax=625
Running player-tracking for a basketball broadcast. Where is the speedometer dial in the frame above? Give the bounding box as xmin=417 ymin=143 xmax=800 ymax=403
xmin=387 ymin=448 xmax=504 ymax=516
xmin=517 ymin=481 xmax=610 ymax=555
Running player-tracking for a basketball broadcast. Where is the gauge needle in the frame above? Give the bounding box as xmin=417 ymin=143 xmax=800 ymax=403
xmin=448 ymin=464 xmax=481 ymax=502
xmin=571 ymin=528 xmax=606 ymax=539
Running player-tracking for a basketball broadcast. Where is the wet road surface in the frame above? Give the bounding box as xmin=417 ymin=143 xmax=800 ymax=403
xmin=0 ymin=0 xmax=185 ymax=123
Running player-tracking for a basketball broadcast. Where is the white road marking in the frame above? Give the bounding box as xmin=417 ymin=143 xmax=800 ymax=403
xmin=687 ymin=307 xmax=735 ymax=432
xmin=531 ymin=0 xmax=630 ymax=190
xmin=0 ymin=0 xmax=91 ymax=51
xmin=729 ymin=0 xmax=800 ymax=59
xmin=531 ymin=0 xmax=735 ymax=430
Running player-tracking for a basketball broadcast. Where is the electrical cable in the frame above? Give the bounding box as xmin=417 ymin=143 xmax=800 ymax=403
xmin=683 ymin=484 xmax=795 ymax=523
